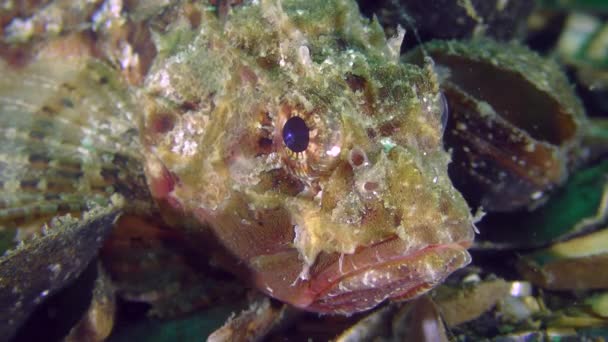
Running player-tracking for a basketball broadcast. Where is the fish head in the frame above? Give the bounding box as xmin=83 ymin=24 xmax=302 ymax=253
xmin=140 ymin=0 xmax=474 ymax=314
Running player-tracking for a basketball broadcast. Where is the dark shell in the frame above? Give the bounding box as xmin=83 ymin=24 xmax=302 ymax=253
xmin=405 ymin=39 xmax=588 ymax=212
xmin=475 ymin=159 xmax=608 ymax=249
xmin=517 ymin=228 xmax=608 ymax=290
xmin=358 ymin=0 xmax=535 ymax=42
xmin=0 ymin=207 xmax=120 ymax=340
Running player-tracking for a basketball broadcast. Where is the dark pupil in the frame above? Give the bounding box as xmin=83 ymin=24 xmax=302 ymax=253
xmin=282 ymin=116 xmax=309 ymax=153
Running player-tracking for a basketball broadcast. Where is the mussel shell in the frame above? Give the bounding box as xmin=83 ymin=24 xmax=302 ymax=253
xmin=335 ymin=297 xmax=450 ymax=341
xmin=0 ymin=207 xmax=120 ymax=340
xmin=358 ymin=0 xmax=534 ymax=42
xmin=474 ymin=159 xmax=608 ymax=249
xmin=517 ymin=228 xmax=608 ymax=290
xmin=405 ymin=39 xmax=588 ymax=212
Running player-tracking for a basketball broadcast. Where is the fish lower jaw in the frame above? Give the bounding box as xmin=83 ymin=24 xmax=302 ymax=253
xmin=295 ymin=242 xmax=471 ymax=314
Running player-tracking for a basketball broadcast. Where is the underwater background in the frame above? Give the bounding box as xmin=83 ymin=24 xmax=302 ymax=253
xmin=1 ymin=0 xmax=607 ymax=341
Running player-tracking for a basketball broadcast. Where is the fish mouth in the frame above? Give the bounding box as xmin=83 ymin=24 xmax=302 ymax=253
xmin=300 ymin=237 xmax=471 ymax=314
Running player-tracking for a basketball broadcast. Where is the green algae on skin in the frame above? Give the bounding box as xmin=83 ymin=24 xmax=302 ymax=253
xmin=142 ymin=0 xmax=474 ymax=313
xmin=0 ymin=0 xmax=474 ymax=318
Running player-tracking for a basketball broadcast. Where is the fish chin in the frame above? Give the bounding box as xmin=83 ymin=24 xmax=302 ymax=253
xmin=301 ymin=239 xmax=471 ymax=314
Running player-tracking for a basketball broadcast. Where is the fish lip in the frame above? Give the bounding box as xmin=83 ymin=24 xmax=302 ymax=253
xmin=300 ymin=237 xmax=471 ymax=314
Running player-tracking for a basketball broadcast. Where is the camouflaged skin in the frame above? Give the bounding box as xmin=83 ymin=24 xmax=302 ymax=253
xmin=0 ymin=0 xmax=474 ymax=319
xmin=141 ymin=0 xmax=474 ymax=313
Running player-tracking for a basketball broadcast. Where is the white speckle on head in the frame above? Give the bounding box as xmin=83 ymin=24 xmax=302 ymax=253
xmin=180 ymin=140 xmax=198 ymax=156
xmin=169 ymin=113 xmax=207 ymax=156
xmin=326 ymin=145 xmax=341 ymax=157
xmin=118 ymin=41 xmax=140 ymax=71
xmin=4 ymin=18 xmax=34 ymax=42
xmin=298 ymin=45 xmax=312 ymax=67
xmin=92 ymin=0 xmax=124 ymax=31
xmin=156 ymin=70 xmax=172 ymax=89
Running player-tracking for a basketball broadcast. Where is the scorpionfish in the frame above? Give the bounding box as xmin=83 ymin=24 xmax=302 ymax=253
xmin=0 ymin=0 xmax=474 ymax=316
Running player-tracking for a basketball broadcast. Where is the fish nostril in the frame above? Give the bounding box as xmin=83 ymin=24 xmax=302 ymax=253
xmin=151 ymin=113 xmax=175 ymax=134
xmin=363 ymin=181 xmax=379 ymax=192
xmin=348 ymin=147 xmax=368 ymax=168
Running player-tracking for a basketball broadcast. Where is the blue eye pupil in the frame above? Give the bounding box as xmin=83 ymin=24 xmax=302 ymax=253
xmin=282 ymin=116 xmax=309 ymax=153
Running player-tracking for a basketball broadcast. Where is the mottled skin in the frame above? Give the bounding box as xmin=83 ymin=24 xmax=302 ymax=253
xmin=141 ymin=0 xmax=473 ymax=313
xmin=0 ymin=0 xmax=473 ymax=320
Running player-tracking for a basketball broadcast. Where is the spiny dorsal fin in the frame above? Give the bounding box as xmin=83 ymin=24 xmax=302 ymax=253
xmin=0 ymin=45 xmax=154 ymax=247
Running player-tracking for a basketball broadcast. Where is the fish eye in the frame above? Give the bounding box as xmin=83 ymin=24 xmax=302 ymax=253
xmin=282 ymin=116 xmax=310 ymax=153
xmin=276 ymin=101 xmax=342 ymax=179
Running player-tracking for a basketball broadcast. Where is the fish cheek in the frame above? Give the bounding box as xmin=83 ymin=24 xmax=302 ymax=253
xmin=195 ymin=191 xmax=306 ymax=288
xmin=254 ymin=169 xmax=305 ymax=197
xmin=320 ymin=162 xmax=355 ymax=212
